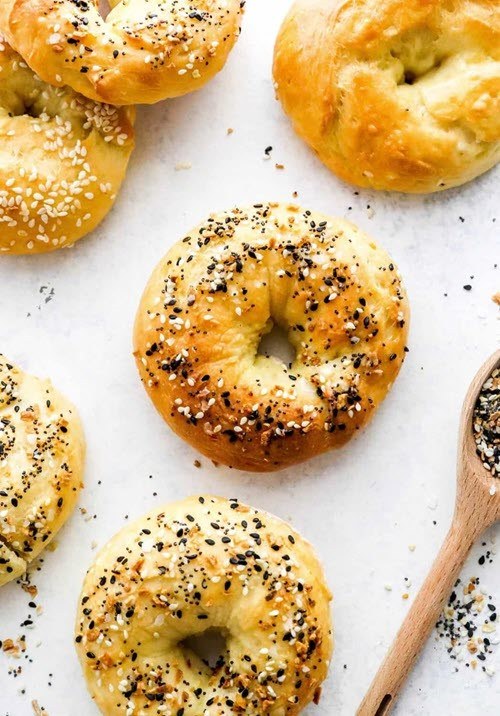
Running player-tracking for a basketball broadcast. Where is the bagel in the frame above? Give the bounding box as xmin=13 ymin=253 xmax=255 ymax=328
xmin=0 ymin=0 xmax=244 ymax=106
xmin=0 ymin=356 xmax=85 ymax=587
xmin=0 ymin=39 xmax=134 ymax=254
xmin=273 ymin=0 xmax=500 ymax=194
xmin=134 ymin=203 xmax=409 ymax=472
xmin=75 ymin=495 xmax=333 ymax=715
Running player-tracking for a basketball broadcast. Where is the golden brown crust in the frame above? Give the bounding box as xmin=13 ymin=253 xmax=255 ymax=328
xmin=0 ymin=0 xmax=244 ymax=105
xmin=0 ymin=39 xmax=134 ymax=254
xmin=273 ymin=0 xmax=500 ymax=193
xmin=75 ymin=495 xmax=333 ymax=715
xmin=134 ymin=203 xmax=409 ymax=472
xmin=0 ymin=355 xmax=85 ymax=587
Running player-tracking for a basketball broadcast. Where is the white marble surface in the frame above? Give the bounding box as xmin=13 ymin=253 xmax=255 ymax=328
xmin=0 ymin=2 xmax=499 ymax=714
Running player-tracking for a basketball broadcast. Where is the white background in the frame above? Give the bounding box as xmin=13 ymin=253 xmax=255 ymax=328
xmin=0 ymin=2 xmax=499 ymax=714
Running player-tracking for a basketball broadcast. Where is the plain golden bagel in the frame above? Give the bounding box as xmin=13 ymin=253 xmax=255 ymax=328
xmin=273 ymin=0 xmax=500 ymax=194
xmin=0 ymin=0 xmax=244 ymax=106
xmin=75 ymin=495 xmax=333 ymax=715
xmin=0 ymin=39 xmax=134 ymax=255
xmin=0 ymin=356 xmax=85 ymax=587
xmin=134 ymin=203 xmax=409 ymax=472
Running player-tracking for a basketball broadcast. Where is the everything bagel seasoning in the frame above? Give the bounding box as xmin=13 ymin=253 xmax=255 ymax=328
xmin=134 ymin=203 xmax=409 ymax=471
xmin=75 ymin=496 xmax=333 ymax=715
xmin=473 ymin=366 xmax=499 ymax=477
xmin=436 ymin=574 xmax=498 ymax=674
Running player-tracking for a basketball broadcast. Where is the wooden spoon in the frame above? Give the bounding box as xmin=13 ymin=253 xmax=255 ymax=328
xmin=358 ymin=349 xmax=500 ymax=716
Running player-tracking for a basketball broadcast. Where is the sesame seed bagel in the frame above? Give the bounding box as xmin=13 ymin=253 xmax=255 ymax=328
xmin=75 ymin=495 xmax=333 ymax=715
xmin=0 ymin=39 xmax=134 ymax=254
xmin=273 ymin=0 xmax=500 ymax=193
xmin=0 ymin=356 xmax=85 ymax=587
xmin=134 ymin=203 xmax=409 ymax=472
xmin=0 ymin=0 xmax=244 ymax=106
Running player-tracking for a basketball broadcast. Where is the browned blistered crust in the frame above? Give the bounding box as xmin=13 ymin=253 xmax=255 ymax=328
xmin=134 ymin=203 xmax=409 ymax=471
xmin=274 ymin=0 xmax=500 ymax=193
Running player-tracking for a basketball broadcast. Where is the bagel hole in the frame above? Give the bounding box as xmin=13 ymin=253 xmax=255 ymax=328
xmin=182 ymin=628 xmax=228 ymax=670
xmin=258 ymin=322 xmax=295 ymax=368
xmin=403 ymin=70 xmax=416 ymax=85
xmin=402 ymin=59 xmax=442 ymax=85
xmin=10 ymin=101 xmax=42 ymax=119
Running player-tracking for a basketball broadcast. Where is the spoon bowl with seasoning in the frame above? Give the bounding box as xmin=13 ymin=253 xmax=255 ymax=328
xmin=358 ymin=349 xmax=500 ymax=716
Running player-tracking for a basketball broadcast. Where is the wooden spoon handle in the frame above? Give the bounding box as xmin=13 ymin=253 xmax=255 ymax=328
xmin=357 ymin=521 xmax=480 ymax=716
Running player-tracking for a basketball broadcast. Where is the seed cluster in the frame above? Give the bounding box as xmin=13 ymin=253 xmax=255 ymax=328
xmin=0 ymin=356 xmax=83 ymax=584
xmin=436 ymin=575 xmax=498 ymax=675
xmin=135 ymin=203 xmax=409 ymax=469
xmin=473 ymin=366 xmax=499 ymax=477
xmin=0 ymin=39 xmax=134 ymax=253
xmin=76 ymin=496 xmax=332 ymax=715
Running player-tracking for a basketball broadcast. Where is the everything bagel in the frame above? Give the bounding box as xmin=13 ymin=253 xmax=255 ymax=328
xmin=0 ymin=0 xmax=244 ymax=105
xmin=75 ymin=495 xmax=333 ymax=715
xmin=0 ymin=356 xmax=85 ymax=587
xmin=274 ymin=0 xmax=500 ymax=193
xmin=0 ymin=39 xmax=134 ymax=254
xmin=134 ymin=203 xmax=409 ymax=472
